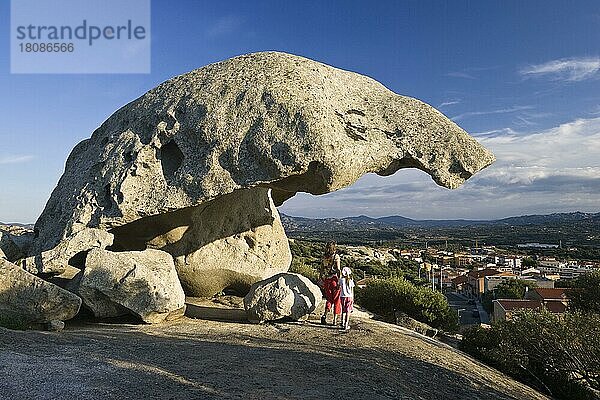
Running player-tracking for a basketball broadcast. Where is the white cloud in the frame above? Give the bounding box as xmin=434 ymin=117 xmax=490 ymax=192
xmin=0 ymin=155 xmax=34 ymax=165
xmin=439 ymin=100 xmax=460 ymax=108
xmin=451 ymin=105 xmax=534 ymax=121
xmin=520 ymin=57 xmax=600 ymax=82
xmin=445 ymin=71 xmax=476 ymax=80
xmin=478 ymin=117 xmax=600 ymax=184
xmin=472 ymin=128 xmax=518 ymax=138
xmin=279 ymin=117 xmax=600 ymax=219
xmin=206 ymin=16 xmax=243 ymax=38
xmin=590 ymin=105 xmax=600 ymax=115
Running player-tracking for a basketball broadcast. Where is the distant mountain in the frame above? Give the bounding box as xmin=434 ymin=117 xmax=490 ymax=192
xmin=0 ymin=222 xmax=35 ymax=229
xmin=494 ymin=212 xmax=600 ymax=226
xmin=281 ymin=212 xmax=600 ymax=231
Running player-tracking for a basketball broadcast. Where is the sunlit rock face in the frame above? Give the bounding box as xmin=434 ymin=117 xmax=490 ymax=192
xmin=30 ymin=52 xmax=494 ymax=296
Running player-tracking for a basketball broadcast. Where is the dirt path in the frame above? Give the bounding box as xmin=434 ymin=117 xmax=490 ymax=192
xmin=0 ymin=309 xmax=549 ymax=400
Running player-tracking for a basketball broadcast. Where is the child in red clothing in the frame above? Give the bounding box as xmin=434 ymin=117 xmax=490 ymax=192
xmin=320 ymin=241 xmax=341 ymax=325
xmin=321 ymin=270 xmax=341 ymax=325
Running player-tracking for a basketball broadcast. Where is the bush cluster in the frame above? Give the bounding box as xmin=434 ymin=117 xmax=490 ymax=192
xmin=289 ymin=261 xmax=320 ymax=283
xmin=461 ymin=310 xmax=600 ymax=400
xmin=355 ymin=277 xmax=458 ymax=331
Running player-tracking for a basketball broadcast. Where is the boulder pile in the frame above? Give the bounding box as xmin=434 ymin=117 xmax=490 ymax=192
xmin=0 ymin=52 xmax=494 ymax=329
xmin=0 ymin=258 xmax=81 ymax=325
xmin=78 ymin=248 xmax=185 ymax=323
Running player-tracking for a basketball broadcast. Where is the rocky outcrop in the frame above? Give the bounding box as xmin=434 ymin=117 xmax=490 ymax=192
xmin=395 ymin=311 xmax=438 ymax=338
xmin=0 ymin=232 xmax=22 ymax=262
xmin=0 ymin=258 xmax=81 ymax=323
xmin=77 ymin=248 xmax=185 ymax=323
xmin=0 ymin=224 xmax=34 ymax=263
xmin=20 ymin=228 xmax=113 ymax=275
xmin=30 ymin=52 xmax=494 ymax=296
xmin=244 ymin=273 xmax=322 ymax=323
xmin=110 ymin=187 xmax=291 ymax=296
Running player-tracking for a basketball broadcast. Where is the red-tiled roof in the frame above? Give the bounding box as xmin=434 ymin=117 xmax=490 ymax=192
xmin=496 ymin=299 xmax=542 ymax=311
xmin=452 ymin=275 xmax=468 ymax=285
xmin=468 ymin=268 xmax=500 ymax=279
xmin=496 ymin=271 xmax=517 ymax=277
xmin=533 ymin=288 xmax=568 ymax=300
xmin=544 ymin=301 xmax=567 ymax=313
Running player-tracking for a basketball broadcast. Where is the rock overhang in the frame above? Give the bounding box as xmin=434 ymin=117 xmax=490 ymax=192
xmin=27 ymin=52 xmax=494 ymax=296
xmin=33 ymin=51 xmax=494 ymax=252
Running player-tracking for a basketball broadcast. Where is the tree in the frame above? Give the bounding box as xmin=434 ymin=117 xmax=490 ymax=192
xmin=496 ymin=279 xmax=537 ymax=299
xmin=482 ymin=279 xmax=537 ymax=313
xmin=569 ymin=270 xmax=600 ymax=313
xmin=461 ymin=310 xmax=600 ymax=400
xmin=522 ymin=257 xmax=538 ymax=267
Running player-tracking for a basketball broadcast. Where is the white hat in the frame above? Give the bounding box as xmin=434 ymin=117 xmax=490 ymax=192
xmin=342 ymin=266 xmax=352 ymax=277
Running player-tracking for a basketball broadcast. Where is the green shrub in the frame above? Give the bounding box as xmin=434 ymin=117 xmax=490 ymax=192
xmin=569 ymin=270 xmax=600 ymax=313
xmin=355 ymin=277 xmax=458 ymax=331
xmin=289 ymin=260 xmax=320 ymax=283
xmin=461 ymin=310 xmax=600 ymax=400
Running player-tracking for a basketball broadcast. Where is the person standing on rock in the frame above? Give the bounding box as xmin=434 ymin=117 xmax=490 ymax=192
xmin=339 ymin=266 xmax=355 ymax=331
xmin=320 ymin=241 xmax=341 ymax=325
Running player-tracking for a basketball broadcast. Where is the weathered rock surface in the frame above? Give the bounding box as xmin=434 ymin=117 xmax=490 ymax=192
xmin=110 ymin=187 xmax=291 ymax=296
xmin=30 ymin=51 xmax=494 ymax=295
xmin=0 ymin=225 xmax=25 ymax=262
xmin=395 ymin=311 xmax=438 ymax=338
xmin=46 ymin=320 xmax=65 ymax=332
xmin=0 ymin=232 xmax=22 ymax=261
xmin=78 ymin=248 xmax=185 ymax=323
xmin=0 ymin=224 xmax=34 ymax=262
xmin=0 ymin=258 xmax=81 ymax=323
xmin=0 ymin=315 xmax=550 ymax=400
xmin=244 ymin=272 xmax=322 ymax=323
xmin=21 ymin=228 xmax=113 ymax=275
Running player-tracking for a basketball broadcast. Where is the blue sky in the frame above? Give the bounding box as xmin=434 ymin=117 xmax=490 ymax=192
xmin=1 ymin=1 xmax=599 ymax=222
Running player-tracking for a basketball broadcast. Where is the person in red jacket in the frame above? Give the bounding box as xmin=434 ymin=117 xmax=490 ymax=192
xmin=320 ymin=241 xmax=341 ymax=325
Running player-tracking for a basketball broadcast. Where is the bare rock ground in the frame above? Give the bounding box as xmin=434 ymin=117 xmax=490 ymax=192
xmin=0 ymin=305 xmax=548 ymax=400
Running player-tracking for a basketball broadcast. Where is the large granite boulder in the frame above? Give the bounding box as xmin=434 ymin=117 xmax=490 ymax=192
xmin=77 ymin=248 xmax=186 ymax=323
xmin=244 ymin=272 xmax=322 ymax=323
xmin=0 ymin=231 xmax=22 ymax=262
xmin=110 ymin=187 xmax=290 ymax=296
xmin=20 ymin=228 xmax=113 ymax=275
xmin=30 ymin=52 xmax=494 ymax=296
xmin=0 ymin=224 xmax=34 ymax=262
xmin=0 ymin=258 xmax=81 ymax=324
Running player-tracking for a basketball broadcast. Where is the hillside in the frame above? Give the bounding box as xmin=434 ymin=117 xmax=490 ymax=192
xmin=0 ymin=309 xmax=548 ymax=400
xmin=281 ymin=212 xmax=600 ymax=230
xmin=281 ymin=212 xmax=600 ymax=249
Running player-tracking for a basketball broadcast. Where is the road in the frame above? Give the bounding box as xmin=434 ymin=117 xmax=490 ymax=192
xmin=445 ymin=292 xmax=482 ymax=327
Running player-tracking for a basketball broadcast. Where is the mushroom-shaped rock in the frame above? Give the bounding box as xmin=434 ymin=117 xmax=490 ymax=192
xmin=0 ymin=259 xmax=81 ymax=324
xmin=77 ymin=248 xmax=185 ymax=323
xmin=244 ymin=272 xmax=322 ymax=323
xmin=30 ymin=52 xmax=494 ymax=296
